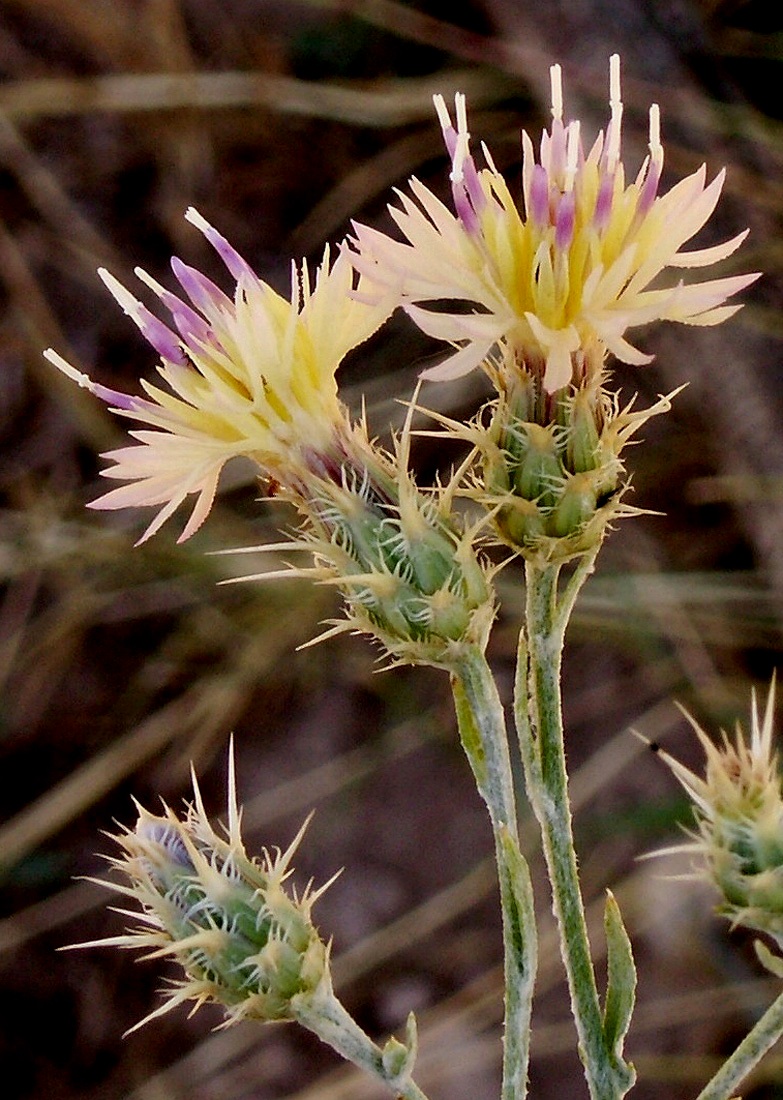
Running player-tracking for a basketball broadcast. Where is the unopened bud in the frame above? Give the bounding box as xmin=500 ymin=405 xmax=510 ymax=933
xmin=549 ymin=472 xmax=598 ymax=538
xmin=654 ymin=678 xmax=783 ymax=945
xmin=477 ymin=374 xmax=677 ymax=564
xmin=302 ymin=440 xmax=495 ymax=666
xmin=77 ymin=754 xmax=335 ymax=1030
xmin=567 ymin=387 xmax=602 ymax=473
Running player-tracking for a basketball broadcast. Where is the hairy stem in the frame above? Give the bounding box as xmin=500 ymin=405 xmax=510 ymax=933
xmin=295 ymin=988 xmax=429 ymax=1100
xmin=515 ymin=554 xmax=634 ymax=1100
xmin=452 ymin=644 xmax=537 ymax=1100
xmin=696 ymin=987 xmax=783 ymax=1100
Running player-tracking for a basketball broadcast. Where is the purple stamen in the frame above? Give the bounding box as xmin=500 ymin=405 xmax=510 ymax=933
xmin=169 ymin=301 xmax=214 ymax=347
xmin=461 ymin=156 xmax=486 ymax=218
xmin=171 ymin=258 xmax=232 ymax=319
xmin=135 ymin=306 xmax=187 ymax=365
xmin=145 ymin=280 xmax=214 ymax=347
xmin=441 ymin=95 xmax=486 ymax=234
xmin=637 ymin=160 xmax=661 ymax=218
xmin=91 ymin=381 xmax=141 ymax=411
xmin=98 ymin=268 xmax=186 ymax=366
xmin=186 ymin=207 xmax=257 ymax=284
xmin=529 ymin=164 xmax=550 ymax=226
xmin=555 ymin=190 xmax=575 ymax=251
xmin=453 ymin=181 xmax=480 ymax=234
xmin=548 ymin=117 xmax=567 ymax=183
xmin=441 ymin=122 xmax=459 ymax=160
xmin=43 ymin=348 xmax=149 ymax=413
xmin=593 ymin=174 xmax=615 ymax=231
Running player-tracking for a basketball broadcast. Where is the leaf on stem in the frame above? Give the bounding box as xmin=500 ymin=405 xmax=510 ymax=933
xmin=499 ymin=827 xmax=538 ymax=981
xmin=602 ymin=890 xmax=637 ymax=1093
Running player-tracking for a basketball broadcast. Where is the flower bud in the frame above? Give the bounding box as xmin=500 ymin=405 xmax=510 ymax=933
xmin=71 ymin=751 xmax=426 ymax=1098
xmin=567 ymin=387 xmax=602 ymax=474
xmin=474 ymin=367 xmax=676 ymax=564
xmin=654 ymin=678 xmax=783 ymax=944
xmin=264 ymin=427 xmax=496 ymax=667
xmin=549 ymin=473 xmax=599 ymax=538
xmin=80 ymin=754 xmax=335 ymax=1031
xmin=512 ymin=424 xmax=563 ymax=511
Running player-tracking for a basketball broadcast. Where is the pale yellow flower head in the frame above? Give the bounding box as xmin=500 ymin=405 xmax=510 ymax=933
xmin=45 ymin=210 xmax=494 ymax=663
xmin=351 ymin=55 xmax=758 ymax=393
xmin=45 ymin=209 xmax=392 ymax=542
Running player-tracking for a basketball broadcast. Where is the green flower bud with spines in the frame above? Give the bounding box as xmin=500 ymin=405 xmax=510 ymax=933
xmin=467 ymin=362 xmax=678 ymax=565
xmin=265 ymin=428 xmax=496 ymax=667
xmin=73 ymin=753 xmax=337 ymax=1031
xmin=567 ymin=387 xmax=603 ymax=474
xmin=71 ymin=749 xmax=426 ymax=1099
xmin=496 ymin=496 xmax=548 ymax=548
xmin=654 ymin=679 xmax=783 ymax=945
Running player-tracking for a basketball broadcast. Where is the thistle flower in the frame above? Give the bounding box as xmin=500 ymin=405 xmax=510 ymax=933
xmin=46 ymin=211 xmax=494 ymax=665
xmin=350 ymin=55 xmax=758 ymax=395
xmin=654 ymin=679 xmax=783 ymax=944
xmin=45 ymin=207 xmax=392 ymax=544
xmin=76 ymin=749 xmax=335 ymax=1030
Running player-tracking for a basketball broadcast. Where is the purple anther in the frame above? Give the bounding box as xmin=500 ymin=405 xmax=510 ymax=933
xmin=98 ymin=268 xmax=184 ymax=365
xmin=190 ymin=215 xmax=256 ymax=284
xmin=637 ymin=160 xmax=662 ymax=218
xmin=453 ymin=182 xmax=480 ymax=235
xmin=529 ymin=164 xmax=550 ymax=226
xmin=593 ymin=175 xmax=615 ymax=232
xmin=171 ymin=257 xmax=232 ymax=319
xmin=172 ymin=308 xmax=212 ymax=349
xmin=135 ymin=304 xmax=187 ymax=365
xmin=555 ymin=190 xmax=575 ymax=251
xmin=154 ymin=284 xmax=214 ymax=346
xmin=548 ymin=118 xmax=567 ymax=181
xmin=461 ymin=155 xmax=486 ymax=218
xmin=441 ymin=123 xmax=459 ymax=161
xmin=90 ymin=381 xmax=141 ymax=412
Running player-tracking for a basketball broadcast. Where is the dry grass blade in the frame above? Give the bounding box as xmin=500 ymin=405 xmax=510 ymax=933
xmin=0 ymin=68 xmax=513 ymax=124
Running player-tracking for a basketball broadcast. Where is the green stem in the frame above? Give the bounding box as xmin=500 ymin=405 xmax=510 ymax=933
xmin=515 ymin=555 xmax=633 ymax=1100
xmin=452 ymin=646 xmax=518 ymax=836
xmin=295 ymin=988 xmax=429 ymax=1100
xmin=452 ymin=644 xmax=537 ymax=1100
xmin=696 ymin=987 xmax=783 ymax=1100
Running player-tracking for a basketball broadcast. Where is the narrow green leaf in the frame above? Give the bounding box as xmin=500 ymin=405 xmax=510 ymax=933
xmin=499 ymin=827 xmax=537 ymax=982
xmin=602 ymin=890 xmax=637 ymax=1093
xmin=381 ymin=1013 xmax=417 ymax=1082
xmin=450 ymin=670 xmax=488 ymax=794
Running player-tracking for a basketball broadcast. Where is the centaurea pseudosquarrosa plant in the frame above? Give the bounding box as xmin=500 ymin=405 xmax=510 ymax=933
xmin=48 ymin=54 xmax=771 ymax=1100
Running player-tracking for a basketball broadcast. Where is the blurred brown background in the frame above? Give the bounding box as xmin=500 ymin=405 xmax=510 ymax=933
xmin=0 ymin=1 xmax=782 ymax=1098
